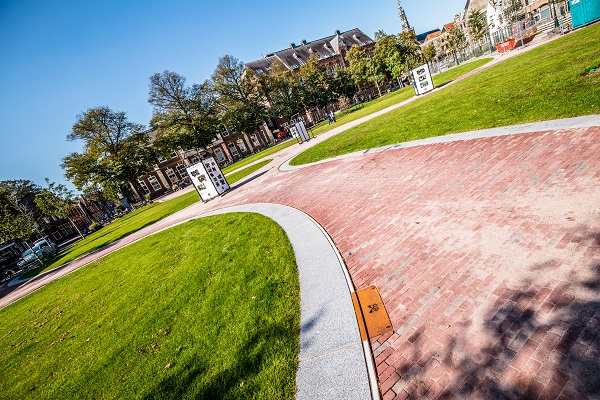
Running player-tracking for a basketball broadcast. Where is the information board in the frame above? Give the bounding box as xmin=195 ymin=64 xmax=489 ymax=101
xmin=411 ymin=63 xmax=435 ymax=96
xmin=186 ymin=156 xmax=230 ymax=202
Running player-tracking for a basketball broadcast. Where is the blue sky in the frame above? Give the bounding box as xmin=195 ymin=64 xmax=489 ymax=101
xmin=0 ymin=0 xmax=466 ymax=190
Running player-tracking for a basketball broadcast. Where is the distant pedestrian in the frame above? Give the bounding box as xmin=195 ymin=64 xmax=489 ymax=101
xmin=325 ymin=114 xmax=332 ymax=124
xmin=330 ymin=112 xmax=337 ymax=123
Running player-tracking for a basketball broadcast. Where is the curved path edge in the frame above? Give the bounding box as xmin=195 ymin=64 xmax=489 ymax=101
xmin=280 ymin=114 xmax=600 ymax=171
xmin=199 ymin=204 xmax=377 ymax=400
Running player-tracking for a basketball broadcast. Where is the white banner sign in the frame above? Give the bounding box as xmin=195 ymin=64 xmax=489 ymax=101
xmin=411 ymin=63 xmax=435 ymax=96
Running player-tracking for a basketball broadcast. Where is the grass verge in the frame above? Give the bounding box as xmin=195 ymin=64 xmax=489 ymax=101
xmin=308 ymin=58 xmax=494 ymax=137
xmin=291 ymin=25 xmax=600 ymax=165
xmin=21 ymin=191 xmax=199 ymax=278
xmin=0 ymin=213 xmax=300 ymax=399
xmin=227 ymin=159 xmax=272 ymax=184
xmin=221 ymin=141 xmax=296 ymax=175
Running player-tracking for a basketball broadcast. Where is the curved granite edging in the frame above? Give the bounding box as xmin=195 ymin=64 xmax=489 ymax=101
xmin=280 ymin=114 xmax=600 ymax=171
xmin=199 ymin=204 xmax=376 ymax=400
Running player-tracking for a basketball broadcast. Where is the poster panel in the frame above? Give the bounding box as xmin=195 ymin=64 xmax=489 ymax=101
xmin=186 ymin=156 xmax=229 ymax=202
xmin=411 ymin=63 xmax=435 ymax=96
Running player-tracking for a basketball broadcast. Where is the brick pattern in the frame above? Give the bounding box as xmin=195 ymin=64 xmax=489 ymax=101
xmin=7 ymin=127 xmax=597 ymax=398
xmin=199 ymin=127 xmax=600 ymax=399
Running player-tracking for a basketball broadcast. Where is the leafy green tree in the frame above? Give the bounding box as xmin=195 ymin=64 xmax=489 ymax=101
xmin=35 ymin=179 xmax=84 ymax=239
xmin=375 ymin=34 xmax=406 ymax=86
xmin=258 ymin=59 xmax=305 ymax=121
xmin=0 ymin=180 xmax=43 ymax=263
xmin=501 ymin=0 xmax=525 ymax=44
xmin=148 ymin=71 xmax=219 ymax=155
xmin=347 ymin=45 xmax=385 ymax=97
xmin=62 ymin=107 xmax=156 ymax=202
xmin=399 ymin=30 xmax=423 ymax=70
xmin=211 ymin=55 xmax=268 ymax=135
xmin=331 ymin=66 xmax=357 ymax=100
xmin=422 ymin=43 xmax=437 ymax=62
xmin=445 ymin=26 xmax=468 ymax=65
xmin=298 ymin=53 xmax=335 ymax=110
xmin=468 ymin=9 xmax=490 ymax=52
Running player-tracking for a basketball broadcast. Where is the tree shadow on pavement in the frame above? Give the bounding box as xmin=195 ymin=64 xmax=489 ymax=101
xmin=390 ymin=259 xmax=600 ymax=399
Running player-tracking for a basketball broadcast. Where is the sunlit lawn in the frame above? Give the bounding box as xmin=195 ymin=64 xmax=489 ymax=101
xmin=308 ymin=57 xmax=494 ymax=137
xmin=291 ymin=24 xmax=600 ymax=165
xmin=221 ymin=141 xmax=296 ymax=175
xmin=22 ymin=191 xmax=199 ymax=278
xmin=227 ymin=159 xmax=272 ymax=184
xmin=0 ymin=213 xmax=300 ymax=399
xmin=218 ymin=58 xmax=493 ymax=173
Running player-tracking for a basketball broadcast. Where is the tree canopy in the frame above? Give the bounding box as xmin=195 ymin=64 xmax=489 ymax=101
xmin=62 ymin=107 xmax=155 ymax=201
xmin=211 ymin=55 xmax=268 ymax=134
xmin=148 ymin=71 xmax=219 ymax=154
xmin=0 ymin=180 xmax=40 ymax=244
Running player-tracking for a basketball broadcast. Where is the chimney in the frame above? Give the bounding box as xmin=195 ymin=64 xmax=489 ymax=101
xmin=301 ymin=39 xmax=308 ymax=45
xmin=335 ymin=30 xmax=341 ymax=35
xmin=290 ymin=42 xmax=296 ymax=49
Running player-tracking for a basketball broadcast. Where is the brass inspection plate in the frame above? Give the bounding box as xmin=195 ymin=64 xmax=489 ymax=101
xmin=351 ymin=285 xmax=393 ymax=340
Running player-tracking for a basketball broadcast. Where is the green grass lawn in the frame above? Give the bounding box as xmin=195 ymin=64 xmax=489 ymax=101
xmin=216 ymin=59 xmax=493 ymax=174
xmin=221 ymin=141 xmax=296 ymax=175
xmin=309 ymin=58 xmax=494 ymax=137
xmin=291 ymin=24 xmax=600 ymax=165
xmin=0 ymin=213 xmax=300 ymax=399
xmin=227 ymin=159 xmax=272 ymax=184
xmin=22 ymin=191 xmax=199 ymax=279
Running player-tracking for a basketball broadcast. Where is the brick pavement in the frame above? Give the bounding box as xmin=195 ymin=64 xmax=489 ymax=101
xmin=2 ymin=125 xmax=599 ymax=398
xmin=197 ymin=126 xmax=600 ymax=399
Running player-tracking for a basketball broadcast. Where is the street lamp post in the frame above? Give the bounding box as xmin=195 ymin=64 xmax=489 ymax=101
xmin=551 ymin=0 xmax=560 ymax=28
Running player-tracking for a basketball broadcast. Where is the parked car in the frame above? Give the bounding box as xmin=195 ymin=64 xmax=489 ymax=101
xmin=17 ymin=243 xmax=57 ymax=267
xmin=33 ymin=238 xmax=58 ymax=252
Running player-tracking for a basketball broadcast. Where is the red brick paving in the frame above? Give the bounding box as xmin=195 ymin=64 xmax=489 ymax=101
xmin=196 ymin=126 xmax=600 ymax=399
xmin=3 ymin=126 xmax=600 ymax=398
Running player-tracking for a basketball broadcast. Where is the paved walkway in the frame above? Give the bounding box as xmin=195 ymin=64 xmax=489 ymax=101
xmin=2 ymin=117 xmax=599 ymax=399
xmin=1 ymin=41 xmax=598 ymax=398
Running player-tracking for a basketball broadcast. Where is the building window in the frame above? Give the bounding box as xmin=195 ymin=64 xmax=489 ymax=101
xmin=190 ymin=156 xmax=200 ymax=164
xmin=138 ymin=180 xmax=150 ymax=194
xmin=540 ymin=6 xmax=551 ymax=20
xmin=148 ymin=175 xmax=162 ymax=191
xmin=170 ymin=151 xmax=178 ymax=158
xmin=165 ymin=168 xmax=178 ymax=183
xmin=157 ymin=156 xmax=166 ymax=162
xmin=250 ymin=134 xmax=260 ymax=146
xmin=228 ymin=143 xmax=239 ymax=156
xmin=214 ymin=148 xmax=226 ymax=162
xmin=237 ymin=139 xmax=247 ymax=153
xmin=53 ymin=232 xmax=62 ymax=241
xmin=221 ymin=126 xmax=229 ymax=137
xmin=176 ymin=164 xmax=188 ymax=178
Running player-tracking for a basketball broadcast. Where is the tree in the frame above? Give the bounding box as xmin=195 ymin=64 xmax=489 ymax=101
xmin=298 ymin=53 xmax=335 ymax=110
xmin=211 ymin=55 xmax=268 ymax=135
xmin=35 ymin=179 xmax=84 ymax=239
xmin=347 ymin=45 xmax=385 ymax=97
xmin=0 ymin=180 xmax=43 ymax=263
xmin=398 ymin=30 xmax=423 ymax=70
xmin=468 ymin=9 xmax=490 ymax=53
xmin=331 ymin=66 xmax=357 ymax=100
xmin=375 ymin=34 xmax=407 ymax=86
xmin=445 ymin=26 xmax=468 ymax=65
xmin=501 ymin=0 xmax=525 ymax=45
xmin=148 ymin=71 xmax=219 ymax=154
xmin=62 ymin=107 xmax=156 ymax=202
xmin=422 ymin=43 xmax=437 ymax=62
xmin=258 ymin=60 xmax=305 ymax=121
